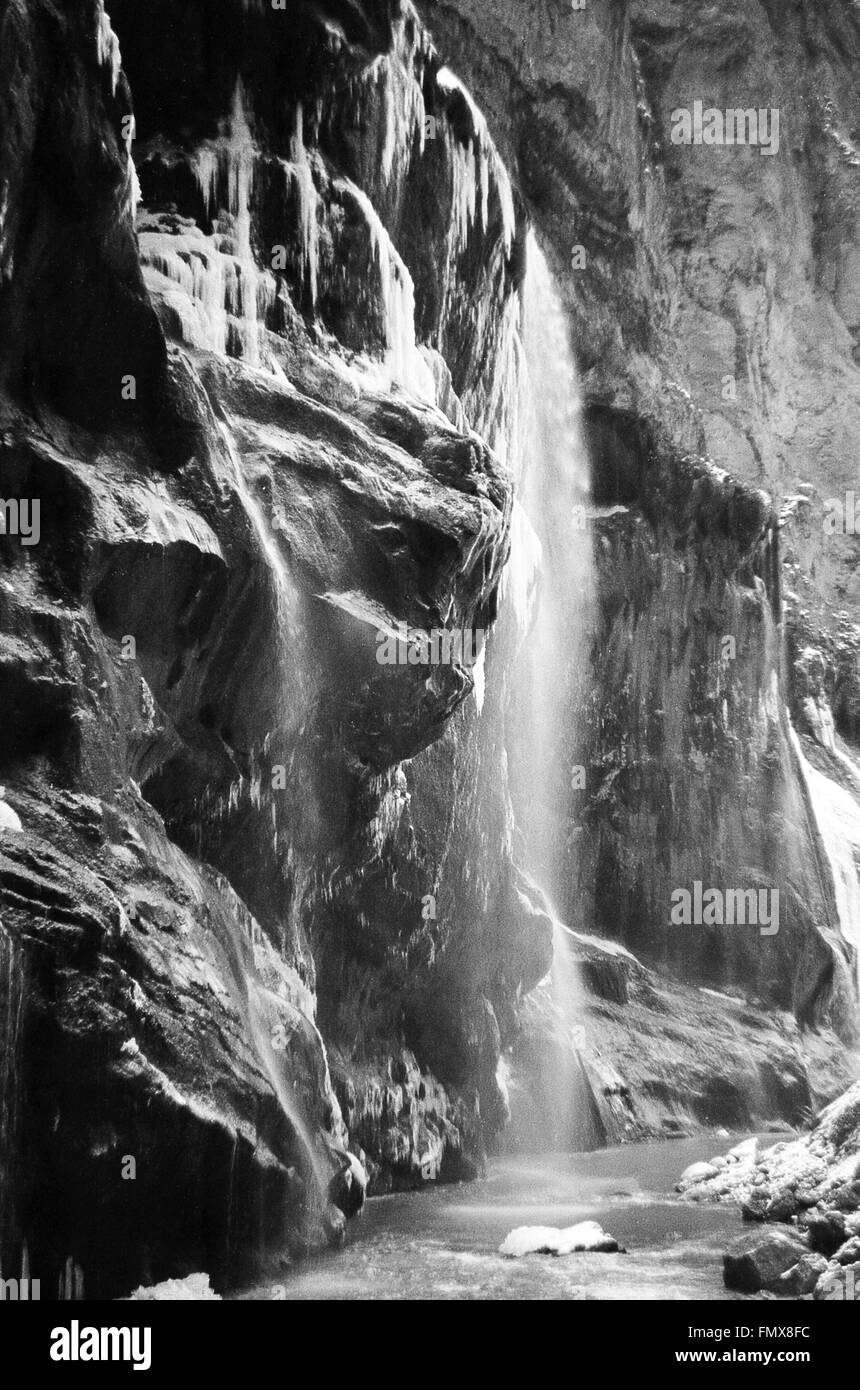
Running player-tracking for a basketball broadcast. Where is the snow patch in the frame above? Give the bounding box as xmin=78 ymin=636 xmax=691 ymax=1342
xmin=126 ymin=1273 xmax=221 ymax=1301
xmin=0 ymin=791 xmax=22 ymax=833
xmin=500 ymin=1222 xmax=622 ymax=1258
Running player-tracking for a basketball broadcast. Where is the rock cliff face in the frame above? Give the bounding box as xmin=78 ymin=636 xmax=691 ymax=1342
xmin=682 ymin=1082 xmax=860 ymax=1298
xmin=424 ymin=0 xmax=860 ymax=1133
xmin=1 ymin=0 xmax=859 ymax=1297
xmin=0 ymin=0 xmax=539 ymax=1295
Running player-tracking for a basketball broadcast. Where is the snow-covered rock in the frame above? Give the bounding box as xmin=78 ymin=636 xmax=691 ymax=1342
xmin=728 ymin=1137 xmax=758 ymax=1164
xmin=678 ymin=1161 xmax=720 ymax=1188
xmin=499 ymin=1221 xmax=623 ymax=1258
xmin=125 ymin=1273 xmax=221 ymax=1300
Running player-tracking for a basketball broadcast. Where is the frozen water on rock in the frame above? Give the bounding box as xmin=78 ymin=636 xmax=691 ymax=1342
xmin=437 ymin=67 xmax=516 ymax=257
xmin=361 ymin=8 xmax=429 ymax=187
xmin=0 ymin=790 xmax=22 ymax=833
xmin=141 ymin=83 xmax=276 ymax=366
xmin=334 ymin=178 xmax=436 ymax=401
xmin=93 ymin=5 xmax=139 ymax=222
xmin=286 ymin=105 xmax=320 ymax=308
xmin=96 ymin=2 xmax=122 ymax=94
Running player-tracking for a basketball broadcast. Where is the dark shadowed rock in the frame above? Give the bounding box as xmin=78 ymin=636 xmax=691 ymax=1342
xmin=806 ymin=1211 xmax=849 ymax=1256
xmin=770 ymin=1254 xmax=829 ymax=1298
xmin=3 ymin=0 xmax=860 ymax=1303
xmin=724 ymin=1228 xmax=810 ymax=1293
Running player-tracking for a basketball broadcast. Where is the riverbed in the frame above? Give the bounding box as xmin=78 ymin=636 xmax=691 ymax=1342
xmin=240 ymin=1136 xmax=770 ymax=1301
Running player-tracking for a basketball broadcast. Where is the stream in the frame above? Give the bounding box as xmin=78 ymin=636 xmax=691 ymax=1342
xmin=239 ymin=1136 xmax=774 ymax=1301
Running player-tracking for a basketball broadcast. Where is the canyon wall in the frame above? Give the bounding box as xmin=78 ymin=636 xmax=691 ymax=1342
xmin=0 ymin=0 xmax=858 ymax=1295
xmin=425 ymin=0 xmax=860 ymax=1138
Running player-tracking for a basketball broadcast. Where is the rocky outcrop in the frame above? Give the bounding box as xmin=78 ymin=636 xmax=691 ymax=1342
xmin=504 ymin=931 xmax=854 ymax=1150
xmin=2 ymin=0 xmax=860 ymax=1300
xmin=422 ymin=0 xmax=860 ymax=1131
xmin=331 ymin=1047 xmax=482 ymax=1193
xmin=0 ymin=0 xmax=536 ymax=1295
xmin=683 ymin=1083 xmax=860 ymax=1297
xmin=723 ymin=1227 xmax=811 ymax=1294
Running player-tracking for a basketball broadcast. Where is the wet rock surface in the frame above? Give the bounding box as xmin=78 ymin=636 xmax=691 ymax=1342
xmin=425 ymin=0 xmax=860 ymax=1159
xmin=2 ymin=0 xmax=860 ymax=1301
xmin=0 ymin=0 xmax=527 ymax=1294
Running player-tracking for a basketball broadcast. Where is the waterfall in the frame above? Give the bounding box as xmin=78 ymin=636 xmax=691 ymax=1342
xmin=503 ymin=232 xmax=595 ymax=1142
xmin=211 ymin=413 xmax=330 ymax=1201
xmin=0 ymin=922 xmax=24 ymax=1272
xmin=216 ymin=418 xmax=297 ymax=632
xmin=512 ymin=233 xmax=593 ymax=897
xmin=790 ymin=723 xmax=860 ymax=994
xmin=243 ymin=979 xmax=331 ymax=1199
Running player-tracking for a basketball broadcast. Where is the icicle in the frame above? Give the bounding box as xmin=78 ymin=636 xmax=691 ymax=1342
xmin=0 ymin=180 xmax=9 ymax=282
xmin=96 ymin=2 xmax=122 ymax=94
xmin=0 ymin=923 xmax=24 ymax=1264
xmin=285 ymin=105 xmax=320 ymax=308
xmin=472 ymin=644 xmax=487 ymax=714
xmin=359 ymin=9 xmax=428 ymax=190
xmin=141 ymin=79 xmax=278 ymax=367
xmin=334 ymin=178 xmax=436 ymax=401
xmin=127 ymin=157 xmax=142 ymax=225
xmin=437 ymin=66 xmax=516 ymax=257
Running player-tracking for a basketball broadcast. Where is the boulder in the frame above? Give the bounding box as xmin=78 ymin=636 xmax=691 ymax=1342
xmin=723 ymin=1228 xmax=810 ymax=1292
xmin=741 ymin=1192 xmax=771 ymax=1222
xmin=833 ymin=1236 xmax=860 ymax=1266
xmin=770 ymin=1254 xmax=828 ymax=1297
xmin=328 ymin=1148 xmax=368 ymax=1218
xmin=323 ymin=1204 xmax=347 ymax=1250
xmin=830 ymin=1180 xmax=860 ymax=1213
xmin=500 ymin=1222 xmax=624 ymax=1258
xmin=805 ymin=1210 xmax=848 ymax=1255
xmin=678 ymin=1161 xmax=719 ymax=1189
xmin=728 ymin=1137 xmax=758 ymax=1165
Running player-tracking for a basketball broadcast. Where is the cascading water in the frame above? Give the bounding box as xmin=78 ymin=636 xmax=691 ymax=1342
xmin=515 ymin=234 xmax=593 ymax=896
xmin=790 ymin=723 xmax=860 ymax=993
xmin=209 ymin=413 xmax=332 ymax=1202
xmin=0 ymin=921 xmax=24 ymax=1276
xmin=503 ymin=232 xmax=596 ymax=1144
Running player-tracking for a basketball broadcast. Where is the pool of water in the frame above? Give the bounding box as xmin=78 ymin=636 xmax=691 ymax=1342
xmin=239 ymin=1135 xmax=771 ymax=1301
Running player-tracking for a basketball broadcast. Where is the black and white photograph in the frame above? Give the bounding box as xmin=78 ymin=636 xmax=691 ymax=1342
xmin=1 ymin=0 xmax=859 ymax=1358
